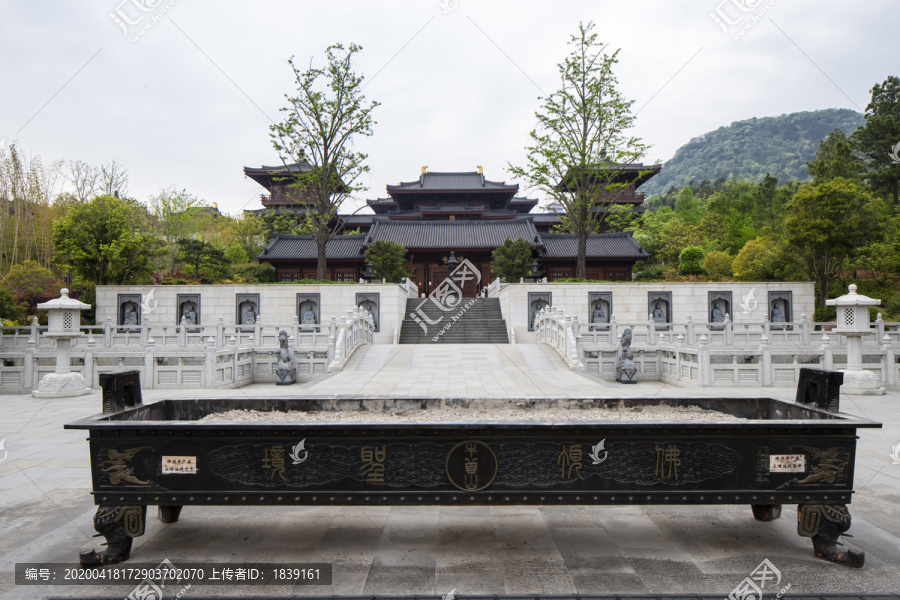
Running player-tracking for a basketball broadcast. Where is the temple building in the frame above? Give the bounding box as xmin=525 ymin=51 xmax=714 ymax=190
xmin=246 ymin=164 xmax=659 ymax=294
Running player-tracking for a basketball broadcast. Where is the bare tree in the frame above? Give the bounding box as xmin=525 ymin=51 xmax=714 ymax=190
xmin=100 ymin=159 xmax=129 ymax=197
xmin=65 ymin=160 xmax=99 ymax=201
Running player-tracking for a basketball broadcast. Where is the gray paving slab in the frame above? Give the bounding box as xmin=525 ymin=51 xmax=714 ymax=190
xmin=0 ymin=343 xmax=898 ymax=598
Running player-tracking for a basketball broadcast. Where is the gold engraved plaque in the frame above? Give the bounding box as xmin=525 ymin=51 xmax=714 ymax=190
xmin=162 ymin=456 xmax=197 ymax=474
xmin=769 ymin=454 xmax=805 ymax=473
xmin=445 ymin=440 xmax=498 ymax=493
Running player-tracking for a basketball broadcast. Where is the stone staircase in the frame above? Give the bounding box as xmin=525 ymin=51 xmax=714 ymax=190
xmin=399 ymin=298 xmax=509 ymax=344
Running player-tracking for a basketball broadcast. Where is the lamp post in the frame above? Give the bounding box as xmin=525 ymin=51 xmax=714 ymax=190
xmin=446 ymin=251 xmax=459 ymax=271
xmin=362 ymin=262 xmax=375 ymax=283
xmin=33 ymin=288 xmax=91 ymax=398
xmin=826 ymin=284 xmax=884 ymax=395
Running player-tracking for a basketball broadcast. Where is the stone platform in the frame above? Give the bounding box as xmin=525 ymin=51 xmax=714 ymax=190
xmin=1 ymin=344 xmax=898 ymax=598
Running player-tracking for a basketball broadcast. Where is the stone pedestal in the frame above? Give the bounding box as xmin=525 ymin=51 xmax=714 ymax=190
xmin=32 ymin=372 xmax=90 ymax=398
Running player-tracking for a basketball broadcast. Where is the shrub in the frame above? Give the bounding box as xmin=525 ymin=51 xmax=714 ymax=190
xmin=702 ymin=251 xmax=733 ymax=281
xmin=364 ymin=240 xmax=410 ymax=283
xmin=633 ymin=264 xmax=667 ymax=281
xmin=678 ymin=246 xmax=706 ymax=276
xmin=491 ymin=238 xmax=536 ymax=281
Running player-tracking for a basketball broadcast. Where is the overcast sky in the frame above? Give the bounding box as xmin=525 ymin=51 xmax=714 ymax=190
xmin=1 ymin=1 xmax=897 ymax=216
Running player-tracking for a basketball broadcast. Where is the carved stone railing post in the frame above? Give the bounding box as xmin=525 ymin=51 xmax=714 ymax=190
xmin=143 ymin=337 xmax=155 ymax=390
xmin=647 ymin=314 xmax=656 ymax=345
xmin=821 ymin=333 xmax=833 ymax=370
xmin=800 ymin=313 xmax=810 ymax=345
xmin=84 ymin=335 xmax=96 ymax=388
xmin=760 ymin=335 xmax=772 ymax=387
xmin=203 ymin=336 xmax=216 ymax=388
xmin=685 ymin=315 xmax=695 ymax=345
xmin=24 ymin=337 xmax=35 ymax=389
xmin=876 ymin=312 xmax=885 ymax=343
xmin=140 ymin=322 xmax=149 ymax=347
xmin=724 ymin=314 xmax=733 ymax=346
xmin=254 ymin=314 xmax=262 ymax=346
xmin=698 ymin=335 xmax=711 ymax=387
xmin=609 ymin=315 xmax=617 ymax=346
xmin=881 ymin=334 xmax=895 ymax=387
xmin=762 ymin=316 xmax=770 ymax=339
xmin=216 ymin=316 xmax=225 ymax=349
xmin=104 ymin=316 xmax=113 ymax=347
xmin=30 ymin=315 xmax=39 ymax=344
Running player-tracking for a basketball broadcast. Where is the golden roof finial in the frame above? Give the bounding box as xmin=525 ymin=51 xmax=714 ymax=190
xmin=476 ymin=165 xmax=483 ymax=174
xmin=421 ymin=165 xmax=428 ymax=175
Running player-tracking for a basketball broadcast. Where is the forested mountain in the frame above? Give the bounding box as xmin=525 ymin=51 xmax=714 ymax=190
xmin=640 ymin=108 xmax=865 ymax=195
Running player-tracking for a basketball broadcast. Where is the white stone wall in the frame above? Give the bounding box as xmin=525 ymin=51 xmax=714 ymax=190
xmin=96 ymin=283 xmax=410 ymax=344
xmin=496 ymin=281 xmax=816 ymax=343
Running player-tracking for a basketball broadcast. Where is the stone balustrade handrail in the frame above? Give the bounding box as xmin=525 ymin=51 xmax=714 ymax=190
xmin=328 ymin=307 xmax=375 ymax=372
xmin=533 ymin=307 xmax=582 ymax=369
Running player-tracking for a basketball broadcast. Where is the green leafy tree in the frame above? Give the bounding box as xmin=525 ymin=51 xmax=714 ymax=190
xmin=4 ymin=260 xmax=64 ymax=317
xmin=753 ymin=173 xmax=785 ymax=233
xmin=698 ymin=212 xmax=730 ymax=252
xmin=806 ymin=129 xmax=865 ymax=185
xmin=364 ymin=240 xmax=410 ymax=283
xmin=702 ymin=250 xmax=733 ymax=281
xmin=269 ymin=43 xmax=379 ymax=280
xmin=177 ymin=239 xmax=228 ymax=281
xmin=674 ymin=187 xmax=702 ymax=225
xmin=732 ymin=235 xmax=782 ymax=281
xmin=508 ymin=22 xmax=652 ymax=278
xmin=491 ymin=238 xmax=536 ymax=281
xmin=149 ymin=187 xmax=207 ymax=274
xmin=655 ymin=219 xmax=702 ymax=266
xmin=852 ymin=76 xmax=900 ymax=213
xmin=784 ymin=178 xmax=885 ymax=306
xmin=632 ymin=205 xmax=675 ymax=259
xmin=224 ymin=243 xmax=249 ymax=265
xmin=0 ymin=284 xmax=23 ymax=323
xmin=678 ymin=246 xmax=706 ymax=275
xmin=52 ymin=195 xmax=164 ymax=285
xmin=231 ymin=213 xmax=268 ymax=257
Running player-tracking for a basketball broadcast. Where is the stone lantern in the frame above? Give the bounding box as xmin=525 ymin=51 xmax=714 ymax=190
xmin=826 ymin=284 xmax=884 ymax=395
xmin=33 ymin=288 xmax=92 ymax=398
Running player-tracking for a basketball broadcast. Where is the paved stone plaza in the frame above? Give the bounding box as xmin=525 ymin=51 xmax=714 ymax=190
xmin=1 ymin=344 xmax=898 ymax=598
